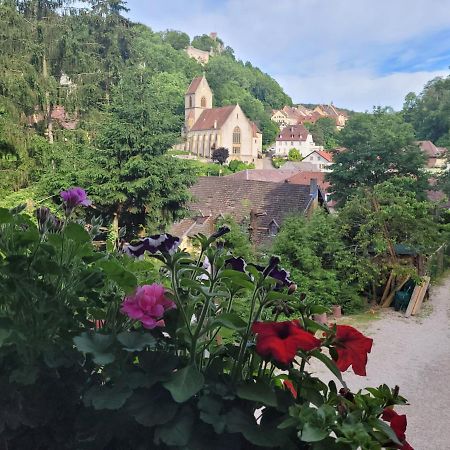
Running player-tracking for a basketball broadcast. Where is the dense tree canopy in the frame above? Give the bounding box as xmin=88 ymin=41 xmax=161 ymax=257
xmin=0 ymin=0 xmax=292 ymax=232
xmin=327 ymin=108 xmax=427 ymax=205
xmin=402 ymin=75 xmax=450 ymax=147
xmin=304 ymin=117 xmax=338 ymax=149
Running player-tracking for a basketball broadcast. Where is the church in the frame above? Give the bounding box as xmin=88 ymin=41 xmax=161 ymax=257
xmin=182 ymin=76 xmax=262 ymax=163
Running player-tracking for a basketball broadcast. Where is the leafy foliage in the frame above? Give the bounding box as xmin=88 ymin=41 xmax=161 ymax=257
xmin=304 ymin=117 xmax=339 ymax=150
xmin=0 ymin=205 xmax=413 ymax=449
xmin=327 ymin=108 xmax=427 ymax=205
xmin=212 ymin=146 xmax=229 ymax=165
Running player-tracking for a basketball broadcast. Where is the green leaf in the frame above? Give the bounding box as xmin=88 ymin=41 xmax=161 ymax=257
xmin=236 ymin=382 xmax=278 ymax=407
xmin=117 ymin=331 xmax=156 ymax=351
xmin=126 ymin=388 xmax=178 ymax=427
xmin=0 ymin=329 xmax=11 ymax=347
xmin=154 ymin=407 xmax=194 ymax=447
xmin=84 ymin=384 xmax=132 ymax=410
xmin=73 ymin=332 xmax=115 ymax=365
xmin=0 ymin=208 xmax=13 ymax=223
xmin=368 ymin=417 xmax=402 ymax=446
xmin=310 ymin=349 xmax=344 ymax=385
xmin=97 ymin=259 xmax=137 ymax=293
xmin=309 ymin=305 xmax=331 ymax=315
xmin=211 ymin=312 xmax=247 ymax=332
xmin=163 ymin=365 xmax=204 ymax=403
xmin=64 ymin=222 xmax=91 ymax=244
xmin=300 ymin=422 xmax=329 ymax=442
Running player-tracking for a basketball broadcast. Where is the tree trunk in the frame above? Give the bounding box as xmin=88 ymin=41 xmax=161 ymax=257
xmin=42 ymin=53 xmax=54 ymax=143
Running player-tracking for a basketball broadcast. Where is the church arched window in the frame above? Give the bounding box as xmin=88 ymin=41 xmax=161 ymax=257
xmin=201 ymin=96 xmax=207 ymax=108
xmin=233 ymin=126 xmax=241 ymax=145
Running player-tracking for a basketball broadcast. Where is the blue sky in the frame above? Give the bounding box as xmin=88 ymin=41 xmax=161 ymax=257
xmin=124 ymin=0 xmax=450 ymax=111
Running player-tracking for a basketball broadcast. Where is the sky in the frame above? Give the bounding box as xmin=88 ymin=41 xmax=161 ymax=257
xmin=124 ymin=0 xmax=450 ymax=111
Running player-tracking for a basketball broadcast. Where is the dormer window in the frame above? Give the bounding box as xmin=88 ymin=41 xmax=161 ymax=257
xmin=268 ymin=219 xmax=280 ymax=237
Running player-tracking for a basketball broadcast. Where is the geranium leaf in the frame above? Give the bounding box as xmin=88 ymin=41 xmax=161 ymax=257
xmin=73 ymin=332 xmax=115 ymax=365
xmin=117 ymin=331 xmax=156 ymax=351
xmin=236 ymin=382 xmax=278 ymax=407
xmin=163 ymin=365 xmax=204 ymax=403
xmin=84 ymin=384 xmax=132 ymax=410
xmin=300 ymin=422 xmax=329 ymax=442
xmin=154 ymin=407 xmax=194 ymax=447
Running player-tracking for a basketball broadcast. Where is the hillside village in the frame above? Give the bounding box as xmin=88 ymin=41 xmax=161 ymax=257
xmin=1 ymin=2 xmax=450 ymax=449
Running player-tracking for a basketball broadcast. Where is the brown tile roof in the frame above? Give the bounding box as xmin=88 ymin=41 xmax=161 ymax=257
xmin=186 ymin=76 xmax=203 ymax=95
xmin=191 ymin=105 xmax=236 ymax=131
xmin=225 ymin=169 xmax=299 ymax=183
xmin=417 ymin=140 xmax=442 ymax=158
xmin=170 ymin=177 xmax=314 ymax=245
xmin=276 ymin=124 xmax=310 ymax=142
xmin=285 ymin=171 xmax=331 ymax=192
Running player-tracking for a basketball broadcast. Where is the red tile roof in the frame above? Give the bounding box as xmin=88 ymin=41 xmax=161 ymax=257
xmin=186 ymin=76 xmax=203 ymax=95
xmin=417 ymin=140 xmax=442 ymax=158
xmin=276 ymin=124 xmax=310 ymax=142
xmin=225 ymin=169 xmax=300 ymax=182
xmin=317 ymin=151 xmax=333 ymax=162
xmin=285 ymin=171 xmax=331 ymax=192
xmin=190 ymin=105 xmax=236 ymax=131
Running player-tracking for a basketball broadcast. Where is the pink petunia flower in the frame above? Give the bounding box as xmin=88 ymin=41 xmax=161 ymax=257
xmin=120 ymin=284 xmax=176 ymax=329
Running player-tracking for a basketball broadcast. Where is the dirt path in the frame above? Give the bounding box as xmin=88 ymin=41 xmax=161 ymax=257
xmin=311 ymin=276 xmax=450 ymax=449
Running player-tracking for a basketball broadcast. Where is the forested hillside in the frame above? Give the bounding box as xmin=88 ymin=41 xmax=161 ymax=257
xmin=0 ymin=0 xmax=290 ymax=232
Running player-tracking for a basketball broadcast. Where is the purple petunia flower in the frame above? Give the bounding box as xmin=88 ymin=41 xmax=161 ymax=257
xmin=60 ymin=187 xmax=92 ymax=210
xmin=123 ymin=234 xmax=181 ymax=258
xmin=225 ymin=256 xmax=247 ymax=273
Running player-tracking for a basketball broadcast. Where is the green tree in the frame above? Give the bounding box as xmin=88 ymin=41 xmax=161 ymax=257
xmin=217 ymin=215 xmax=254 ymax=260
xmin=273 ymin=210 xmax=364 ymax=312
xmin=327 ymin=108 xmax=427 ymax=205
xmin=160 ymin=29 xmax=190 ymax=50
xmin=304 ymin=117 xmax=338 ymax=149
xmin=191 ymin=33 xmax=222 ymax=52
xmin=402 ymin=76 xmax=450 ymax=147
xmin=288 ymin=148 xmax=301 ymax=161
xmin=212 ymin=147 xmax=229 ymax=165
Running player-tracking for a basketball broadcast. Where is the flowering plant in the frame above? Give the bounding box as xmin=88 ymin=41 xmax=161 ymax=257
xmin=0 ymin=200 xmax=414 ymax=449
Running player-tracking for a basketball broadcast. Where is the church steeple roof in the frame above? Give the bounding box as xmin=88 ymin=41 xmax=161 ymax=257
xmin=186 ymin=76 xmax=205 ymax=95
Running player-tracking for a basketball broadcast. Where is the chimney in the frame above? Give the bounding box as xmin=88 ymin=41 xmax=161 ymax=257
xmin=214 ymin=120 xmax=217 ymax=129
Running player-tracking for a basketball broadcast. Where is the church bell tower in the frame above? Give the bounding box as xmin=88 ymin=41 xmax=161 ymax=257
xmin=185 ymin=74 xmax=213 ymax=132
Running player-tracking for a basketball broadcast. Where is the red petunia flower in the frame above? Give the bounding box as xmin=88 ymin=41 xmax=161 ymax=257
xmin=252 ymin=320 xmax=321 ymax=366
xmin=283 ymin=379 xmax=297 ymax=399
xmin=331 ymin=325 xmax=373 ymax=376
xmin=382 ymin=408 xmax=414 ymax=450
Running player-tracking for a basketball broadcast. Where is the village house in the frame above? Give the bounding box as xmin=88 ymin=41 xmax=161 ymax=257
xmin=271 ymin=104 xmax=348 ymax=130
xmin=417 ymin=141 xmax=448 ymax=172
xmin=170 ymin=176 xmax=326 ymax=248
xmin=302 ymin=149 xmax=333 ymax=172
xmin=274 ymin=123 xmax=320 ymax=157
xmin=182 ymin=76 xmax=262 ymax=163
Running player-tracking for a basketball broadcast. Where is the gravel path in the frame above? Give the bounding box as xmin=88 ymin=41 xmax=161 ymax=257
xmin=310 ymin=276 xmax=450 ymax=450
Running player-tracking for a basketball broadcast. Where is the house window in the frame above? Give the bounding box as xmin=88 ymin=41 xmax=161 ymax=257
xmin=189 ymin=96 xmax=193 ymax=108
xmin=233 ymin=126 xmax=241 ymax=144
xmin=201 ymin=96 xmax=207 ymax=107
xmin=268 ymin=221 xmax=279 ymax=236
xmin=233 ymin=146 xmax=240 ymax=154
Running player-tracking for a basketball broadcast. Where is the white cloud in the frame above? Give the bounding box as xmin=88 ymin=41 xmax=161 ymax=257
xmin=126 ymin=0 xmax=450 ymax=109
xmin=276 ymin=69 xmax=450 ymax=111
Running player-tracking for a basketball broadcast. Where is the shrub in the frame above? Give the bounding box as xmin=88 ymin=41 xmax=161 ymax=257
xmin=288 ymin=148 xmax=301 ymax=161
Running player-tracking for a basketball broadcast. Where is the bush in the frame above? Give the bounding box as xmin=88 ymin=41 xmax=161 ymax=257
xmin=0 ymin=194 xmax=414 ymax=449
xmin=272 ymin=156 xmax=287 ymax=168
xmin=228 ymin=159 xmax=255 ymax=173
xmin=288 ymin=148 xmax=301 ymax=161
xmin=212 ymin=147 xmax=229 ymax=165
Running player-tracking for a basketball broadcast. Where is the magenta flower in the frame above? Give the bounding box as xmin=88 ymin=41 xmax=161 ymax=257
xmin=120 ymin=284 xmax=176 ymax=329
xmin=60 ymin=187 xmax=92 ymax=210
